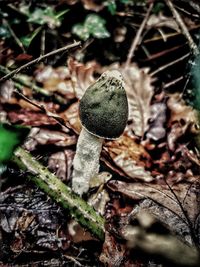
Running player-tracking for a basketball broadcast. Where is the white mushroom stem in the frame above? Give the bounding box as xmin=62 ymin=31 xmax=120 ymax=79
xmin=72 ymin=128 xmax=103 ymax=196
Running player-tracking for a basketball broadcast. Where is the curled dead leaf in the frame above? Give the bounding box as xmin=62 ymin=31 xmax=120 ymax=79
xmin=68 ymin=57 xmax=98 ymax=98
xmin=104 ymin=135 xmax=153 ymax=182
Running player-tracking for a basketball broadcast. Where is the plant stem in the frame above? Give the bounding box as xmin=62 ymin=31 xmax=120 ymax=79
xmin=13 ymin=147 xmax=105 ymax=241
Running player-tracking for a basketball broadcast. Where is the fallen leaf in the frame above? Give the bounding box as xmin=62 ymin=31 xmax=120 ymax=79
xmin=108 ymin=179 xmax=200 ymax=231
xmin=68 ymin=58 xmax=98 ymax=98
xmin=24 ymin=128 xmax=76 ymax=149
xmin=167 ymin=93 xmax=197 ymax=125
xmin=8 ymin=110 xmax=58 ymax=126
xmin=105 ymin=135 xmax=153 ymax=182
xmin=60 ymin=102 xmax=81 ymax=133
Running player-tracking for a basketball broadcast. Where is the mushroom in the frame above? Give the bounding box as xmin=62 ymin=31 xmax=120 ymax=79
xmin=72 ymin=70 xmax=128 ymax=196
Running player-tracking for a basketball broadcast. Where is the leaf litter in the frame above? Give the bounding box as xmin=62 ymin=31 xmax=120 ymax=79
xmin=1 ymin=2 xmax=200 ymax=266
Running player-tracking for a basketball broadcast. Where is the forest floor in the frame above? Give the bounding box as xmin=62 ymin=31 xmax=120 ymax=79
xmin=1 ymin=1 xmax=200 ymax=266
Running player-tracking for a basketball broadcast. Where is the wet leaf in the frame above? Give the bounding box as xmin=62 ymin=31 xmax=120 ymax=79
xmin=0 ymin=186 xmax=71 ymax=256
xmin=145 ymin=102 xmax=167 ymax=142
xmin=35 ymin=65 xmax=77 ymax=99
xmin=123 ymin=65 xmax=154 ymax=137
xmin=8 ymin=110 xmax=58 ymax=126
xmin=82 ymin=0 xmax=105 ymax=12
xmin=100 ymin=231 xmax=127 ymax=267
xmin=88 ymin=189 xmax=110 ymax=215
xmin=60 ymin=102 xmax=81 ymax=133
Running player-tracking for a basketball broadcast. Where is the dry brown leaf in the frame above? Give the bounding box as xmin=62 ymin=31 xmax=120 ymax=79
xmin=122 ymin=65 xmax=154 ymax=137
xmin=108 ymin=179 xmax=200 ymax=225
xmin=60 ymin=102 xmax=81 ymax=133
xmin=8 ymin=110 xmax=58 ymax=126
xmin=100 ymin=232 xmax=128 ymax=267
xmin=167 ymin=93 xmax=197 ymax=124
xmin=24 ymin=128 xmax=76 ymax=151
xmin=35 ymin=66 xmax=75 ymax=98
xmin=105 ymin=135 xmax=153 ymax=182
xmin=68 ymin=58 xmax=98 ymax=98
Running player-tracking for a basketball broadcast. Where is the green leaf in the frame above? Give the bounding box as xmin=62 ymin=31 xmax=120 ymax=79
xmin=72 ymin=14 xmax=110 ymax=40
xmin=20 ymin=26 xmax=42 ymax=48
xmin=0 ymin=25 xmax=11 ymax=39
xmin=27 ymin=7 xmax=61 ymax=28
xmin=0 ymin=123 xmax=30 ymax=164
xmin=106 ymin=0 xmax=117 ymax=15
xmin=55 ymin=9 xmax=69 ymax=20
xmin=72 ymin=24 xmax=90 ymax=41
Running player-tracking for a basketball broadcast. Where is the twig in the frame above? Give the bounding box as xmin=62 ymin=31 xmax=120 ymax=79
xmin=3 ymin=19 xmax=25 ymax=53
xmin=166 ymin=0 xmax=199 ymax=55
xmin=125 ymin=3 xmax=154 ymax=67
xmin=0 ymin=41 xmax=81 ymax=83
xmin=0 ymin=64 xmax=50 ymax=96
xmin=13 ymin=147 xmax=105 ymax=241
xmin=150 ymin=53 xmax=190 ymax=76
xmin=163 ymin=76 xmax=184 ymax=89
xmin=0 ymin=65 xmax=71 ymax=104
xmin=14 ymin=89 xmax=73 ymax=131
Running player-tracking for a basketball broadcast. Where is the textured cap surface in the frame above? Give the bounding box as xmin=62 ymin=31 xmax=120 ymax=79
xmin=79 ymin=70 xmax=128 ymax=139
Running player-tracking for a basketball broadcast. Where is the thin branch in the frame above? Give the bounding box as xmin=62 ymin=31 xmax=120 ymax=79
xmin=166 ymin=0 xmax=199 ymax=55
xmin=14 ymin=89 xmax=73 ymax=131
xmin=13 ymin=147 xmax=105 ymax=241
xmin=0 ymin=41 xmax=81 ymax=83
xmin=0 ymin=65 xmax=72 ymax=104
xmin=150 ymin=53 xmax=190 ymax=77
xmin=3 ymin=19 xmax=25 ymax=53
xmin=125 ymin=3 xmax=154 ymax=67
xmin=163 ymin=76 xmax=184 ymax=89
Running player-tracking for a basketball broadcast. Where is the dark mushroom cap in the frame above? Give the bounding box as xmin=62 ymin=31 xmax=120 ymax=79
xmin=79 ymin=70 xmax=128 ymax=139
